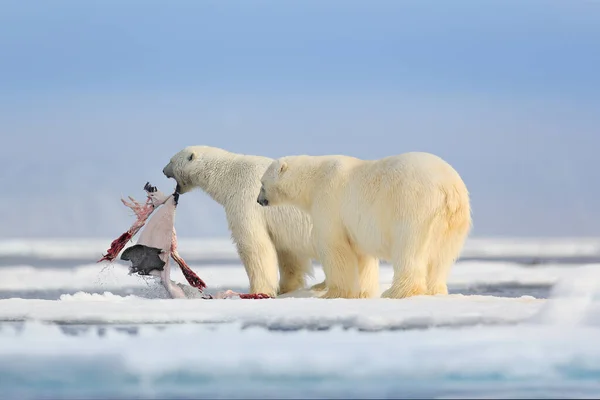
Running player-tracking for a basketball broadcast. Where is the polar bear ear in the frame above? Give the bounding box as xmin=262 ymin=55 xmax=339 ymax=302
xmin=278 ymin=161 xmax=288 ymax=175
xmin=188 ymin=152 xmax=196 ymax=162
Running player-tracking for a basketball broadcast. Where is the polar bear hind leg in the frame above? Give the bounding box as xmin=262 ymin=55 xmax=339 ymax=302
xmin=357 ymin=253 xmax=380 ymax=298
xmin=426 ymin=257 xmax=450 ymax=296
xmin=427 ymin=185 xmax=471 ymax=295
xmin=381 ymin=222 xmax=432 ymax=299
xmin=318 ymin=237 xmax=361 ymax=299
xmin=426 ymin=224 xmax=469 ymax=296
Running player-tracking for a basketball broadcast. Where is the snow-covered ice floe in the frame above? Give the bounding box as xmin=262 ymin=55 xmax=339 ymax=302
xmin=0 ymin=259 xmax=594 ymax=292
xmin=0 ymin=260 xmax=600 ymax=330
xmin=0 ymin=293 xmax=543 ymax=330
xmin=1 ymin=263 xmax=600 ymax=398
xmin=1 ymin=238 xmax=600 ymax=398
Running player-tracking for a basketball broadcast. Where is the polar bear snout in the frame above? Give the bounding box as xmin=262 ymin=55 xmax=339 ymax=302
xmin=257 ymin=186 xmax=269 ymax=206
xmin=163 ymin=164 xmax=174 ymax=179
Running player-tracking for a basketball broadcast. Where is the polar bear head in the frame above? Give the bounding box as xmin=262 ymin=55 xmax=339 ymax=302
xmin=258 ymin=156 xmax=313 ymax=211
xmin=163 ymin=145 xmax=227 ymax=194
xmin=257 ymin=158 xmax=289 ymax=207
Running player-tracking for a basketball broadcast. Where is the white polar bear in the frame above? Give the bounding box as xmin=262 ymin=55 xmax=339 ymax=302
xmin=162 ymin=146 xmax=318 ymax=297
xmin=257 ymin=152 xmax=472 ymax=299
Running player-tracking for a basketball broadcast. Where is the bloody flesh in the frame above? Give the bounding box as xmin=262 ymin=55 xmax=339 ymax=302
xmin=97 ymin=183 xmax=206 ymax=291
xmin=170 ymin=228 xmax=206 ymax=290
xmin=97 ymin=197 xmax=154 ymax=263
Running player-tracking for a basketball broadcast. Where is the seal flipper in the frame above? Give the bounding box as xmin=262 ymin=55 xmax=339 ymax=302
xmin=121 ymin=244 xmax=166 ymax=275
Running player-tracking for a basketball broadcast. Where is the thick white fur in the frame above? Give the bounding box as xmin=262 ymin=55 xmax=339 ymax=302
xmin=258 ymin=152 xmax=472 ymax=299
xmin=163 ymin=146 xmax=318 ymax=297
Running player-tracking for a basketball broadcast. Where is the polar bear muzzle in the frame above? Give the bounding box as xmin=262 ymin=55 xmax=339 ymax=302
xmin=257 ymin=186 xmax=269 ymax=206
xmin=163 ymin=163 xmax=174 ymax=179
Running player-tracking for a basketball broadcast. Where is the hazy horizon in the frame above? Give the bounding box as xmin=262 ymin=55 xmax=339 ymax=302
xmin=1 ymin=0 xmax=599 ymax=239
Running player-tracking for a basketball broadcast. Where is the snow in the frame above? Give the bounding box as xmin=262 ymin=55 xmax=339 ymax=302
xmin=0 ymin=294 xmax=544 ymax=329
xmin=461 ymin=237 xmax=600 ymax=259
xmin=1 ymin=242 xmax=600 ymax=329
xmin=2 ymin=237 xmax=600 ymax=398
xmin=0 ymin=256 xmax=563 ymax=329
xmin=2 ymin=236 xmax=600 ymax=260
xmin=1 ymin=263 xmax=599 ymax=330
xmin=0 ymin=258 xmax=594 ymax=292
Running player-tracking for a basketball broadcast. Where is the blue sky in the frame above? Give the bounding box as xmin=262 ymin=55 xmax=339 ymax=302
xmin=1 ymin=0 xmax=599 ymax=238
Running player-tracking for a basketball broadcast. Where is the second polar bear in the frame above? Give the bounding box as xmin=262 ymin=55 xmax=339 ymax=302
xmin=257 ymin=152 xmax=472 ymax=299
xmin=163 ymin=146 xmax=318 ymax=297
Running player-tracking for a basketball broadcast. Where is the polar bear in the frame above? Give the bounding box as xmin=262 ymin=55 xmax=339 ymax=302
xmin=257 ymin=152 xmax=472 ymax=299
xmin=162 ymin=146 xmax=319 ymax=297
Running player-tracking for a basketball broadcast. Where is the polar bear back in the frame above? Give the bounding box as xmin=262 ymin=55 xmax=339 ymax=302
xmin=337 ymin=152 xmax=469 ymax=260
xmin=273 ymin=152 xmax=469 ymax=262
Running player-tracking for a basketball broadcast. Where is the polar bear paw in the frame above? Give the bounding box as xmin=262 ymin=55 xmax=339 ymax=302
xmin=310 ymin=280 xmax=328 ymax=291
xmin=319 ymin=286 xmax=360 ymax=299
xmin=381 ymin=282 xmax=428 ymax=299
xmin=427 ymin=283 xmax=449 ymax=296
xmin=358 ymin=289 xmax=379 ymax=299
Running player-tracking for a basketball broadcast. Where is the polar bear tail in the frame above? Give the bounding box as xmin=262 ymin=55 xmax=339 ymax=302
xmin=443 ymin=183 xmax=472 ymax=235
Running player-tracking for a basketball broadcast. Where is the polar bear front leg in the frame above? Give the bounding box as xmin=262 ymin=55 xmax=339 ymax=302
xmin=277 ymin=250 xmax=311 ymax=295
xmin=317 ymin=240 xmax=361 ymax=299
xmin=234 ymin=230 xmax=279 ymax=298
